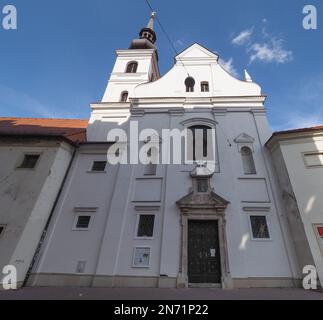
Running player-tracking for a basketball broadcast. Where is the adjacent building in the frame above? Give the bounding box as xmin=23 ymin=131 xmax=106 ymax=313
xmin=0 ymin=118 xmax=87 ymax=288
xmin=267 ymin=126 xmax=323 ymax=286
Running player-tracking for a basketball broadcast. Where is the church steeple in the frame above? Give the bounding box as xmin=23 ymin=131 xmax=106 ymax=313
xmin=129 ymin=12 xmax=157 ymax=50
xmin=140 ymin=12 xmax=157 ymax=44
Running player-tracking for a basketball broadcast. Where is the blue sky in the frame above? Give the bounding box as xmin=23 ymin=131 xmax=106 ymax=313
xmin=0 ymin=0 xmax=322 ymax=131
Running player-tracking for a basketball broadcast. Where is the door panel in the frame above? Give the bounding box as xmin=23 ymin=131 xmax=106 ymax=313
xmin=188 ymin=220 xmax=221 ymax=283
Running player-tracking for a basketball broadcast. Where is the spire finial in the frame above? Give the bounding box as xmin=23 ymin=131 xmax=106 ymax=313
xmin=244 ymin=69 xmax=253 ymax=82
xmin=147 ymin=11 xmax=156 ymax=30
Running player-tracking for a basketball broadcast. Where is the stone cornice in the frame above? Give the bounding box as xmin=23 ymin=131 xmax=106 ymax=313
xmin=130 ymin=95 xmax=266 ymax=107
xmin=266 ymin=129 xmax=323 ymax=150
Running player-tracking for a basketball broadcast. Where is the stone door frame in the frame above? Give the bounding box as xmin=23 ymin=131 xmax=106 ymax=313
xmin=177 ymin=210 xmax=233 ymax=289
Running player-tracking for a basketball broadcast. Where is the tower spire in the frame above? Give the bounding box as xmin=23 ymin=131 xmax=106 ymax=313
xmin=139 ymin=11 xmax=157 ymax=44
xmin=129 ymin=12 xmax=157 ymax=50
xmin=147 ymin=11 xmax=156 ymax=30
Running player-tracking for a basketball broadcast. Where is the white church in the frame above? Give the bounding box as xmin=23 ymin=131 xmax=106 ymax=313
xmin=1 ymin=13 xmax=323 ymax=290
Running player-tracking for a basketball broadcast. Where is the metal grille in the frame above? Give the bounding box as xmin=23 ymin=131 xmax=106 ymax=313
xmin=91 ymin=161 xmax=106 ymax=172
xmin=19 ymin=154 xmax=40 ymax=169
xmin=137 ymin=215 xmax=155 ymax=237
xmin=76 ymin=216 xmax=91 ymax=229
xmin=250 ymin=216 xmax=270 ymax=239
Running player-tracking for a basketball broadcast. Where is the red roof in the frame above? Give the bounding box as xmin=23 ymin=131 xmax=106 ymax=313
xmin=0 ymin=117 xmax=88 ymax=143
xmin=273 ymin=125 xmax=323 ymax=135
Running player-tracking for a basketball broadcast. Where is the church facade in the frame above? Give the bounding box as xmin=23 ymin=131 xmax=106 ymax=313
xmin=29 ymin=16 xmax=301 ymax=288
xmin=14 ymin=14 xmax=317 ymax=288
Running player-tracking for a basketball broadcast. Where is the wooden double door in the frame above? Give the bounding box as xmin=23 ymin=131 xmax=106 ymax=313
xmin=188 ymin=220 xmax=221 ymax=284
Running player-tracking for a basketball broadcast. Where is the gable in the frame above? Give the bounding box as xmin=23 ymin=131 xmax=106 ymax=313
xmin=175 ymin=43 xmax=219 ymax=62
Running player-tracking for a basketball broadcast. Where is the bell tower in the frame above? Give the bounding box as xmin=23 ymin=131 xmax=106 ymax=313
xmin=102 ymin=12 xmax=160 ymax=103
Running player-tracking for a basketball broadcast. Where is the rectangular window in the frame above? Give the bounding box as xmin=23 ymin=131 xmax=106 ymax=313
xmin=18 ymin=154 xmax=40 ymax=169
xmin=75 ymin=216 xmax=91 ymax=229
xmin=133 ymin=247 xmax=151 ymax=268
xmin=303 ymin=152 xmax=323 ymax=167
xmin=250 ymin=215 xmax=270 ymax=239
xmin=201 ymin=82 xmax=209 ymax=92
xmin=137 ymin=215 xmax=155 ymax=237
xmin=91 ymin=161 xmax=107 ymax=172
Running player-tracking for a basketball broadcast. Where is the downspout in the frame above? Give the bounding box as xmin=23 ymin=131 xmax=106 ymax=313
xmin=23 ymin=143 xmax=78 ymax=287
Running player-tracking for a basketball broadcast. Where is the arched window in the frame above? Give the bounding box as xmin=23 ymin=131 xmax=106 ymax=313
xmin=188 ymin=125 xmax=212 ymax=161
xmin=185 ymin=76 xmax=195 ymax=92
xmin=126 ymin=61 xmax=138 ymax=73
xmin=241 ymin=146 xmax=256 ymax=174
xmin=201 ymin=81 xmax=209 ymax=92
xmin=120 ymin=91 xmax=128 ymax=102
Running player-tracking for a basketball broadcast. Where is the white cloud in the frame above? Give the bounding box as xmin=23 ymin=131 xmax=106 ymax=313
xmin=249 ymin=39 xmax=293 ymax=64
xmin=231 ymin=22 xmax=293 ymax=65
xmin=232 ymin=28 xmax=253 ymax=46
xmin=219 ymin=58 xmax=239 ymax=77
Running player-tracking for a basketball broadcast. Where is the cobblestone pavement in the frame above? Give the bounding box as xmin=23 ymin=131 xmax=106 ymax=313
xmin=0 ymin=287 xmax=323 ymax=300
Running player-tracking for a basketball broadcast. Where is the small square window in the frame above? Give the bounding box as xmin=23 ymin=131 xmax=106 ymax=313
xmin=75 ymin=216 xmax=91 ymax=229
xmin=133 ymin=247 xmax=151 ymax=268
xmin=250 ymin=215 xmax=270 ymax=239
xmin=91 ymin=161 xmax=107 ymax=172
xmin=144 ymin=163 xmax=157 ymax=175
xmin=18 ymin=154 xmax=40 ymax=169
xmin=0 ymin=225 xmax=5 ymax=236
xmin=76 ymin=261 xmax=87 ymax=273
xmin=197 ymin=178 xmax=208 ymax=193
xmin=137 ymin=215 xmax=155 ymax=237
xmin=201 ymin=82 xmax=209 ymax=92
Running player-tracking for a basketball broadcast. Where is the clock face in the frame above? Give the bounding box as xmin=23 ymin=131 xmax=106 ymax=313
xmin=133 ymin=248 xmax=150 ymax=267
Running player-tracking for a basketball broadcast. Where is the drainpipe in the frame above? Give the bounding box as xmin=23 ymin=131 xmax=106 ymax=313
xmin=23 ymin=142 xmax=78 ymax=287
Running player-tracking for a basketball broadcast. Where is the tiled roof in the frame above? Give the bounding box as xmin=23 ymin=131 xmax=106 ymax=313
xmin=0 ymin=117 xmax=88 ymax=143
xmin=266 ymin=125 xmax=323 ymax=147
xmin=273 ymin=125 xmax=323 ymax=135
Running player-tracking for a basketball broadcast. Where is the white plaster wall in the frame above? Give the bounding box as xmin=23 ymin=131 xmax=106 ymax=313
xmin=101 ymin=49 xmax=157 ymax=103
xmin=0 ymin=141 xmax=73 ymax=285
xmin=35 ymin=147 xmax=119 ymax=276
xmin=278 ymin=136 xmax=323 ymax=284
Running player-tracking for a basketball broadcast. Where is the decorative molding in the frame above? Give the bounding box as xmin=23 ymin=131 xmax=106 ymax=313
xmin=242 ymin=206 xmax=270 ymax=212
xmin=73 ymin=207 xmax=98 ymax=213
xmin=234 ymin=133 xmax=255 ymax=144
xmin=130 ymin=108 xmax=145 ymax=117
xmin=168 ymin=108 xmax=185 ymax=116
xmin=180 ymin=117 xmax=218 ymax=127
xmin=134 ymin=205 xmax=160 ymax=211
